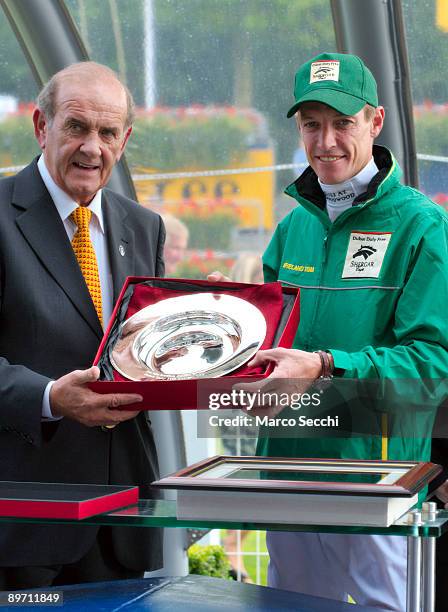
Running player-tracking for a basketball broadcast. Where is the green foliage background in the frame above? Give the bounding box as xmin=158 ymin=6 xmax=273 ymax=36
xmin=177 ymin=210 xmax=238 ymax=250
xmin=188 ymin=544 xmax=231 ymax=579
xmin=414 ymin=111 xmax=448 ymax=155
xmin=401 ymin=1 xmax=448 ymax=105
xmin=1 ymin=1 xmax=448 ymax=174
xmin=127 ymin=114 xmax=252 ymax=170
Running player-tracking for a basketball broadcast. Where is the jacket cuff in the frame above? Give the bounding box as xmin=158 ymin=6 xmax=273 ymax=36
xmin=328 ymin=349 xmax=354 ymax=378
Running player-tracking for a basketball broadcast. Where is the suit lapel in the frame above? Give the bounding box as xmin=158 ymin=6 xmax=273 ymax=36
xmin=13 ymin=161 xmax=103 ymax=339
xmin=102 ymin=191 xmax=135 ymax=303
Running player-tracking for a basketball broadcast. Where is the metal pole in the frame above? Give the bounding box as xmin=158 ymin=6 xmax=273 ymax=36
xmin=421 ymin=501 xmax=438 ymax=612
xmin=144 ymin=0 xmax=156 ymax=109
xmin=422 ymin=537 xmax=436 ymax=612
xmin=407 ymin=534 xmax=422 ymax=612
xmin=406 ymin=510 xmax=423 ymax=612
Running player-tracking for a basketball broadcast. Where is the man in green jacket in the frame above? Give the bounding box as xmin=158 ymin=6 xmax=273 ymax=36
xmin=248 ymin=52 xmax=448 ymax=609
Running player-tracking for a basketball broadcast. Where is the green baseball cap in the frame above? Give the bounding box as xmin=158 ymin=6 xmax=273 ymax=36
xmin=287 ymin=52 xmax=378 ymax=118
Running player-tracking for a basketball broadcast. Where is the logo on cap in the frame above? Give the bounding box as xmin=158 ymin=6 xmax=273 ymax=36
xmin=310 ymin=60 xmax=340 ymax=83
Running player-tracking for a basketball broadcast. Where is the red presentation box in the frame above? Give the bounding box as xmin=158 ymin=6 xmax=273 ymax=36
xmin=90 ymin=277 xmax=300 ymax=411
xmin=0 ymin=482 xmax=139 ymax=520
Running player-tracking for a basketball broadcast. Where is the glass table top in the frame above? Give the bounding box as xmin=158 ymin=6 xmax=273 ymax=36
xmin=0 ymin=499 xmax=446 ymax=537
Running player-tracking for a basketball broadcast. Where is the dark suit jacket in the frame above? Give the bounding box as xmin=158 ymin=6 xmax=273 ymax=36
xmin=0 ymin=159 xmax=164 ymax=570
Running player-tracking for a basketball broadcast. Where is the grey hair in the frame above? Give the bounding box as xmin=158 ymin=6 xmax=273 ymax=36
xmin=162 ymin=214 xmax=190 ymax=242
xmin=36 ymin=61 xmax=135 ymax=127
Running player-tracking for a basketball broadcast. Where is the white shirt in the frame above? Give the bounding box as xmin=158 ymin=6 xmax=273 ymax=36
xmin=37 ymin=155 xmax=113 ymax=419
xmin=319 ymin=157 xmax=379 ymax=222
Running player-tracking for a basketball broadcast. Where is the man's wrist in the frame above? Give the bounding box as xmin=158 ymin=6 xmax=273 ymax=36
xmin=42 ymin=381 xmax=63 ymax=421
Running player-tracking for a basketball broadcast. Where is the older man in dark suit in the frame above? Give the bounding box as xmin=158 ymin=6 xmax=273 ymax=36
xmin=0 ymin=61 xmax=164 ymax=588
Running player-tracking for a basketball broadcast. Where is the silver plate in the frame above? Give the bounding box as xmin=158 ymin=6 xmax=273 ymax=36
xmin=109 ymin=293 xmax=267 ymax=381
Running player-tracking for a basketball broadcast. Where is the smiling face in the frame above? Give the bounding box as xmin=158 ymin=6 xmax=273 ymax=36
xmin=33 ymin=70 xmax=131 ymax=205
xmin=296 ymin=102 xmax=384 ymax=185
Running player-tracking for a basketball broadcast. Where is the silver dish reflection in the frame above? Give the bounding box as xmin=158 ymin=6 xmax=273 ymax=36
xmin=110 ymin=293 xmax=267 ymax=381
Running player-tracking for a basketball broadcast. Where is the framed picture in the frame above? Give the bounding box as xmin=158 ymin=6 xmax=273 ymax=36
xmin=153 ymin=455 xmax=439 ymax=496
xmin=152 ymin=456 xmax=441 ymax=527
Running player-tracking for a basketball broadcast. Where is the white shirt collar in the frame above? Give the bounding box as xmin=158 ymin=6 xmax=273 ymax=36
xmin=318 ymin=157 xmax=379 ymax=222
xmin=318 ymin=157 xmax=379 ymax=198
xmin=37 ymin=155 xmax=104 ymax=232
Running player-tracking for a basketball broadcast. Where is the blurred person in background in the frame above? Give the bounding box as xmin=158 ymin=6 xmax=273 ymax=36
xmin=163 ymin=214 xmax=189 ymax=277
xmin=230 ymin=252 xmax=264 ymax=285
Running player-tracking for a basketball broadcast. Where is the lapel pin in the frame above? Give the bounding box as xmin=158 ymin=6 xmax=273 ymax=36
xmin=119 ymin=244 xmax=126 ymax=257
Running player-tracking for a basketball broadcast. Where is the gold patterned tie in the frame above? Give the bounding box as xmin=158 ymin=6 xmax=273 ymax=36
xmin=71 ymin=207 xmax=103 ymax=325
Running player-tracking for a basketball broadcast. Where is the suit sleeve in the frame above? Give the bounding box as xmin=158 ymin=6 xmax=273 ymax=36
xmin=0 ymin=355 xmax=51 ymax=446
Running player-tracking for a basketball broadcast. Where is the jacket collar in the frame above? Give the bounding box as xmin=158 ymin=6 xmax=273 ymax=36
xmin=102 ymin=189 xmax=135 ymax=304
xmin=285 ymin=145 xmax=400 ymax=215
xmin=11 ymin=159 xmax=135 ymax=338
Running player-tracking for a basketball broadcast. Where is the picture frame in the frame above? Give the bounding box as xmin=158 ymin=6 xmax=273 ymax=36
xmin=153 ymin=455 xmax=440 ymax=497
xmin=152 ymin=456 xmax=441 ymax=527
